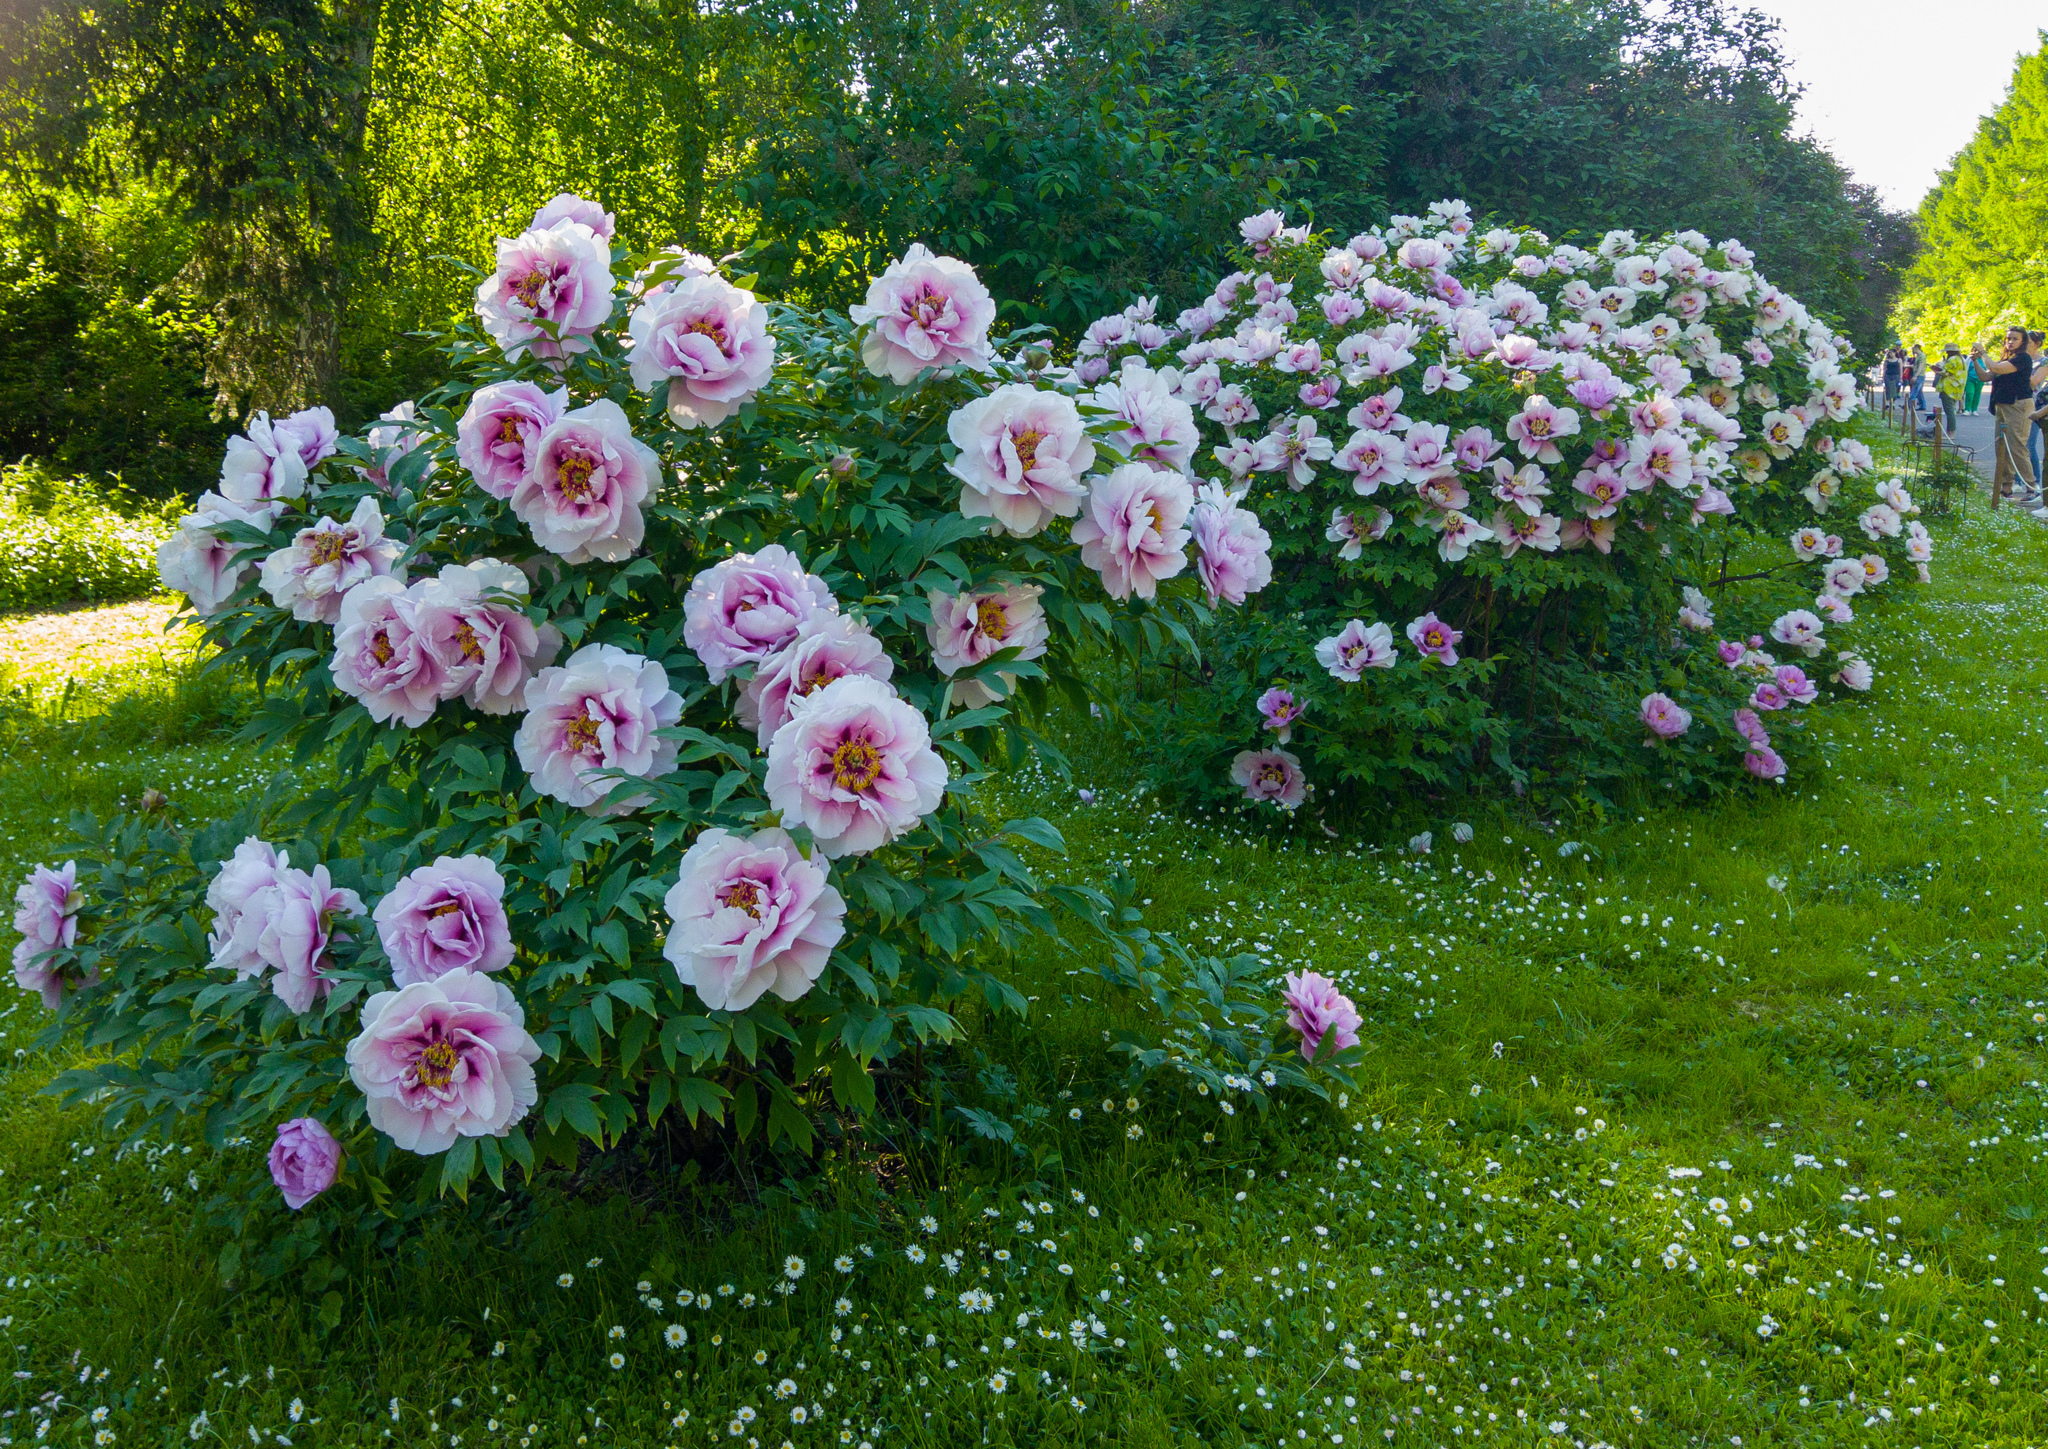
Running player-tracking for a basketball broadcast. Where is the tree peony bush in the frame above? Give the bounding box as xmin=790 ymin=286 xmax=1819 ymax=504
xmin=15 ymin=201 xmax=1336 ymax=1248
xmin=1068 ymin=205 xmax=1922 ymax=810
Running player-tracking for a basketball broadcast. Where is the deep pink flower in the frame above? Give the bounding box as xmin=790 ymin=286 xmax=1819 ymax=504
xmin=268 ymin=1118 xmax=341 ymax=1210
xmin=739 ymin=612 xmax=897 ymax=746
xmin=1189 ymin=483 xmax=1273 ymax=607
xmin=683 ymin=545 xmax=838 ymax=684
xmin=514 ymin=644 xmax=684 ymax=813
xmin=1743 ymin=746 xmax=1787 ymax=780
xmin=627 ymin=274 xmax=777 ymax=429
xmin=258 ymin=496 xmax=403 ymax=623
xmin=945 ymin=385 xmax=1095 ymax=537
xmin=412 ymin=559 xmax=561 ymax=716
xmin=1071 ymin=464 xmax=1193 ymax=601
xmin=11 ymin=862 xmax=84 ymax=1011
xmin=849 ymin=244 xmax=996 ymax=383
xmin=1749 ymin=682 xmax=1788 ymax=711
xmin=923 ymin=584 xmax=1047 ymax=708
xmin=763 ymin=677 xmax=949 ymax=858
xmin=455 ymin=381 xmax=568 ymax=500
xmin=1640 ymin=692 xmax=1692 ymax=739
xmin=474 ymin=221 xmax=616 ymax=363
xmin=1282 ymin=970 xmax=1361 ymax=1061
xmin=1229 ymin=748 xmax=1306 ymax=811
xmin=511 ymin=399 xmax=658 ymax=563
xmin=331 ymin=577 xmax=448 ymax=728
xmin=1406 ymin=613 xmax=1462 ymax=666
xmin=259 ymin=864 xmax=367 ymax=1014
xmin=374 ymin=855 xmax=514 ymax=987
xmin=1774 ymin=664 xmax=1819 ymax=705
xmin=1731 ymin=708 xmax=1770 ymax=748
xmin=273 ymin=405 xmax=339 ymax=471
xmin=662 ymin=828 xmax=848 ymax=1012
xmin=1256 ymin=687 xmax=1304 ymax=743
xmin=345 ymin=970 xmax=542 ymax=1156
xmin=1506 ymin=395 xmax=1580 ymax=463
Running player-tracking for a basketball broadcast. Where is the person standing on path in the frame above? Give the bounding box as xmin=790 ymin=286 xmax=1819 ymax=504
xmin=1883 ymin=348 xmax=1903 ymax=415
xmin=1987 ymin=326 xmax=2040 ymax=508
xmin=2031 ymin=331 xmax=2047 ymax=486
xmin=1907 ymin=344 xmax=1927 ymax=417
xmin=1965 ymin=343 xmax=1987 ymax=414
xmin=1936 ymin=345 xmax=1963 ymax=436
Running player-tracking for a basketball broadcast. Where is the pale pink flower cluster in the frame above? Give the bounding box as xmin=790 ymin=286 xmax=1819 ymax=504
xmin=1188 ymin=483 xmax=1273 ymax=607
xmin=456 ymin=382 xmax=567 ymax=500
xmin=204 ymin=839 xmax=366 ymax=1014
xmin=739 ymin=611 xmax=898 ymax=746
xmin=332 ymin=562 xmax=558 ymax=725
xmin=683 ymin=545 xmax=839 ymax=684
xmin=1071 ymin=463 xmax=1194 ymax=601
xmin=509 ymin=399 xmax=660 ymax=562
xmin=218 ymin=406 xmax=337 ymax=506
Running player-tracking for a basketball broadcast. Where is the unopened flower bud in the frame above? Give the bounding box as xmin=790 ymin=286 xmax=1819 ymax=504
xmin=828 ymin=451 xmax=856 ymax=478
xmin=140 ymin=788 xmax=168 ymax=812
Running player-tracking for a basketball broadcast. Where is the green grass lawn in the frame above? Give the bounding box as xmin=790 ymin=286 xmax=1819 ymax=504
xmin=1 ymin=481 xmax=2045 ymax=1447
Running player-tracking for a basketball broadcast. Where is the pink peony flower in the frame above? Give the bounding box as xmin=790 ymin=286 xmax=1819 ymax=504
xmin=1749 ymin=682 xmax=1788 ymax=711
xmin=218 ymin=412 xmax=310 ymax=506
xmin=206 ymin=837 xmax=287 ymax=979
xmin=1256 ymin=687 xmax=1304 ymax=743
xmin=1743 ymin=746 xmax=1786 ymax=780
xmin=1831 ymin=653 xmax=1873 ymax=691
xmin=923 ymin=584 xmax=1047 ymax=709
xmin=267 ymin=1118 xmax=341 ymax=1210
xmin=258 ymin=496 xmax=403 ymax=623
xmin=156 ymin=492 xmax=283 ymax=616
xmin=455 ymin=381 xmax=568 ymax=500
xmin=412 ymin=559 xmax=560 ymax=716
xmin=345 ymin=969 xmax=542 ymax=1155
xmin=683 ymin=545 xmax=838 ymax=684
xmin=848 ymin=244 xmax=996 ymax=384
xmin=360 ymin=401 xmax=434 ymax=493
xmin=331 ymin=577 xmax=449 ymax=728
xmin=531 ymin=191 xmax=615 ymax=240
xmin=1860 ymin=553 xmax=1891 ymax=586
xmin=1731 ymin=707 xmax=1770 ymax=748
xmin=259 ymin=863 xmax=367 ymax=1014
xmin=1315 ymin=619 xmax=1396 ymax=681
xmin=514 ymin=644 xmax=684 ymax=813
xmin=945 ymin=385 xmax=1095 ymax=537
xmin=1774 ymin=664 xmax=1819 ymax=705
xmin=627 ymin=274 xmax=777 ymax=429
xmin=474 ymin=221 xmax=616 ymax=364
xmin=1505 ymin=395 xmax=1580 ymax=463
xmin=1282 ymin=970 xmax=1361 ymax=1061
xmin=11 ymin=862 xmax=84 ymax=1010
xmin=1091 ymin=363 xmax=1201 ymax=475
xmin=662 ymin=828 xmax=848 ymax=1012
xmin=1071 ymin=464 xmax=1194 ymax=601
xmin=373 ymin=855 xmax=514 ymax=987
xmin=1769 ymin=609 xmax=1825 ymax=657
xmin=1640 ymin=692 xmax=1692 ymax=739
xmin=1406 ymin=612 xmax=1462 ymax=666
xmin=273 ymin=405 xmax=339 ymax=471
xmin=763 ymin=676 xmax=948 ymax=858
xmin=1189 ymin=483 xmax=1273 ymax=607
xmin=511 ymin=399 xmax=659 ymax=563
xmin=740 ymin=611 xmax=898 ymax=745
xmin=1229 ymin=748 xmax=1306 ymax=811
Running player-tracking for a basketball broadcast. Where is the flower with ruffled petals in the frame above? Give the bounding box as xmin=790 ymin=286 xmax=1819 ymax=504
xmin=332 ymin=577 xmax=447 ymax=727
xmin=511 ymin=399 xmax=658 ymax=563
xmin=474 ymin=222 xmax=616 ymax=364
xmin=627 ymin=274 xmax=777 ymax=429
xmin=514 ymin=644 xmax=684 ymax=813
xmin=683 ymin=545 xmax=838 ymax=684
xmin=662 ymin=828 xmax=848 ymax=1012
xmin=456 ymin=382 xmax=568 ymax=500
xmin=268 ymin=1118 xmax=341 ymax=1210
xmin=763 ymin=676 xmax=948 ymax=858
xmin=1731 ymin=707 xmax=1770 ymax=748
xmin=740 ymin=612 xmax=897 ymax=745
xmin=346 ymin=970 xmax=542 ymax=1155
xmin=1189 ymin=483 xmax=1272 ymax=606
xmin=219 ymin=413 xmax=310 ymax=506
xmin=1774 ymin=664 xmax=1819 ymax=705
xmin=1315 ymin=619 xmax=1396 ymax=681
xmin=360 ymin=401 xmax=435 ymax=493
xmin=945 ymin=386 xmax=1095 ymax=536
xmin=260 ymin=864 xmax=367 ymax=1014
xmin=1769 ymin=610 xmax=1825 ymax=657
xmin=273 ymin=406 xmax=339 ymax=471
xmin=849 ymin=244 xmax=995 ymax=383
xmin=12 ymin=862 xmax=85 ymax=1010
xmin=1071 ymin=464 xmax=1193 ymax=601
xmin=531 ymin=192 xmax=615 ymax=240
xmin=412 ymin=559 xmax=561 ymax=715
xmin=1229 ymin=748 xmax=1305 ymax=811
xmin=1282 ymin=970 xmax=1361 ymax=1060
xmin=156 ymin=491 xmax=283 ymax=617
xmin=923 ymin=585 xmax=1046 ymax=709
xmin=1091 ymin=363 xmax=1200 ymax=474
xmin=259 ymin=496 xmax=403 ymax=623
xmin=374 ymin=855 xmax=514 ymax=987
xmin=1257 ymin=687 xmax=1304 ymax=743
xmin=1406 ymin=613 xmax=1461 ymax=665
xmin=1506 ymin=395 xmax=1580 ymax=463
xmin=1640 ymin=692 xmax=1692 ymax=739
xmin=1743 ymin=746 xmax=1786 ymax=780
xmin=207 ymin=837 xmax=286 ymax=979
xmin=1831 ymin=652 xmax=1873 ymax=691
